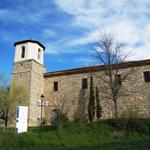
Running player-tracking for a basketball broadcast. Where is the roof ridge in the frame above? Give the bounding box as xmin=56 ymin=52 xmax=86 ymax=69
xmin=44 ymin=59 xmax=150 ymax=78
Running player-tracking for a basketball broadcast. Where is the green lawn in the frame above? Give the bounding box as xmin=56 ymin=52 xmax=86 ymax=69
xmin=0 ymin=120 xmax=150 ymax=150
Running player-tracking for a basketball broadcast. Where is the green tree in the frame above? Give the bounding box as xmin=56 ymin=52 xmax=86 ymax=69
xmin=88 ymin=76 xmax=95 ymax=122
xmin=95 ymin=86 xmax=102 ymax=119
xmin=0 ymin=81 xmax=27 ymax=127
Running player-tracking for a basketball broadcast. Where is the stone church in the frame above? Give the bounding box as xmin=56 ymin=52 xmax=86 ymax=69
xmin=11 ymin=40 xmax=150 ymax=126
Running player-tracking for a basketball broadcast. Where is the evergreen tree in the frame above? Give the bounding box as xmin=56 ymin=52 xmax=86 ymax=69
xmin=95 ymin=86 xmax=102 ymax=119
xmin=88 ymin=76 xmax=95 ymax=122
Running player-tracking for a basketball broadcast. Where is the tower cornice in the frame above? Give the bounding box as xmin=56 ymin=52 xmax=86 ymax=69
xmin=14 ymin=40 xmax=45 ymax=50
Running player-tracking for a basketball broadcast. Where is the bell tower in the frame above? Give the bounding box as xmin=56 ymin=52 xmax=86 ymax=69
xmin=11 ymin=40 xmax=45 ymax=126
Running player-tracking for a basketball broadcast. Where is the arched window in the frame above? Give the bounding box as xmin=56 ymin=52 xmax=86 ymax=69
xmin=51 ymin=109 xmax=59 ymax=124
xmin=21 ymin=46 xmax=25 ymax=58
xmin=38 ymin=49 xmax=41 ymax=60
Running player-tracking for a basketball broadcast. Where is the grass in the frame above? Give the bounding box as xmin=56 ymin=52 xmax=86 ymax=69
xmin=0 ymin=119 xmax=150 ymax=150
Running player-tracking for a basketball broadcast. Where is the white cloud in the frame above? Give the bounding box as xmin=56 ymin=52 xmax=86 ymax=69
xmin=0 ymin=8 xmax=39 ymax=23
xmin=1 ymin=0 xmax=149 ymax=60
xmin=42 ymin=29 xmax=56 ymax=38
xmin=73 ymin=57 xmax=96 ymax=66
xmin=45 ymin=39 xmax=85 ymax=55
xmin=45 ymin=44 xmax=59 ymax=54
xmin=0 ymin=2 xmax=52 ymax=24
xmin=0 ymin=9 xmax=10 ymax=18
xmin=55 ymin=0 xmax=150 ymax=60
xmin=67 ymin=30 xmax=99 ymax=46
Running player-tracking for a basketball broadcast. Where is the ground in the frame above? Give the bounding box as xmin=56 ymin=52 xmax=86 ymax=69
xmin=0 ymin=119 xmax=150 ymax=150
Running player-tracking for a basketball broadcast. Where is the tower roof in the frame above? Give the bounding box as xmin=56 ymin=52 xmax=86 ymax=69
xmin=14 ymin=39 xmax=45 ymax=50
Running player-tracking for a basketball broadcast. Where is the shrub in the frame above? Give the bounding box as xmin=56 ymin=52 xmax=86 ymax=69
xmin=120 ymin=105 xmax=140 ymax=119
xmin=106 ymin=118 xmax=150 ymax=134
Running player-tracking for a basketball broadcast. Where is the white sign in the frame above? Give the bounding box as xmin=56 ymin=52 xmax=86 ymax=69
xmin=16 ymin=106 xmax=28 ymax=134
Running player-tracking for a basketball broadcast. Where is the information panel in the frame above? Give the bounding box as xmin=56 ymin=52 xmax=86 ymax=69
xmin=16 ymin=106 xmax=28 ymax=134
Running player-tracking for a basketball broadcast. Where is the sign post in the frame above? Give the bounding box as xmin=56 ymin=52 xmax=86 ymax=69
xmin=16 ymin=106 xmax=28 ymax=134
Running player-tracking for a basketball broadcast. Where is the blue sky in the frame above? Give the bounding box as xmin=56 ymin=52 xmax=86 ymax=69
xmin=0 ymin=0 xmax=150 ymax=81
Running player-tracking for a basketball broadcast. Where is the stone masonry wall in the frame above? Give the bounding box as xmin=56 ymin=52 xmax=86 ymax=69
xmin=11 ymin=59 xmax=45 ymax=126
xmin=44 ymin=65 xmax=150 ymax=123
xmin=44 ymin=73 xmax=90 ymax=122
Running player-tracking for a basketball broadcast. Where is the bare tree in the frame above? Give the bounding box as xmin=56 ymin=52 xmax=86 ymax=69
xmin=48 ymin=92 xmax=73 ymax=126
xmin=93 ymin=32 xmax=134 ymax=118
xmin=140 ymin=85 xmax=150 ymax=117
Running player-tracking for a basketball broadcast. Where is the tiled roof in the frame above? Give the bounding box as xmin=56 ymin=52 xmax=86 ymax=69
xmin=44 ymin=59 xmax=150 ymax=78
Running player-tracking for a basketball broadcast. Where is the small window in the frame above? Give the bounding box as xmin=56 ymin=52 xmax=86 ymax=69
xmin=38 ymin=49 xmax=41 ymax=60
xmin=54 ymin=81 xmax=58 ymax=91
xmin=115 ymin=74 xmax=122 ymax=85
xmin=82 ymin=78 xmax=88 ymax=89
xmin=21 ymin=46 xmax=25 ymax=58
xmin=144 ymin=71 xmax=150 ymax=82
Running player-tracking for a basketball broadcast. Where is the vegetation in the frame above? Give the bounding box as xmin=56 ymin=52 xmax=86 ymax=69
xmin=0 ymin=75 xmax=27 ymax=126
xmin=95 ymin=86 xmax=102 ymax=119
xmin=0 ymin=119 xmax=149 ymax=150
xmin=88 ymin=77 xmax=102 ymax=122
xmin=93 ymin=32 xmax=134 ymax=118
xmin=88 ymin=76 xmax=95 ymax=122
